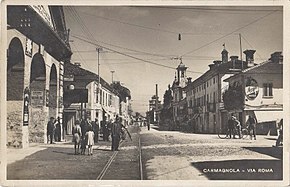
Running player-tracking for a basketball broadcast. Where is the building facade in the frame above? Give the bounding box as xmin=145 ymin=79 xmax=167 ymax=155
xmin=6 ymin=5 xmax=72 ymax=147
xmin=63 ymin=63 xmax=120 ymax=135
xmin=185 ymin=48 xmax=250 ymax=133
xmin=224 ymin=52 xmax=283 ymax=135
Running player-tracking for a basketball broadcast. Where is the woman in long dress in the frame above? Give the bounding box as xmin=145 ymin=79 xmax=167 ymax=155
xmin=86 ymin=125 xmax=95 ymax=155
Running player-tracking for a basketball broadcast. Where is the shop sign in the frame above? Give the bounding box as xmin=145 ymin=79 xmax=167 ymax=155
xmin=31 ymin=91 xmax=44 ymax=106
xmin=245 ymin=77 xmax=259 ymax=100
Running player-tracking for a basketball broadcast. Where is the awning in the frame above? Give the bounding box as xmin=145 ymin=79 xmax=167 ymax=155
xmin=254 ymin=110 xmax=283 ymax=123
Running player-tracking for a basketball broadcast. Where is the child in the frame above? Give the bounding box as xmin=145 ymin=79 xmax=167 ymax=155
xmin=80 ymin=136 xmax=86 ymax=155
xmin=86 ymin=125 xmax=95 ymax=155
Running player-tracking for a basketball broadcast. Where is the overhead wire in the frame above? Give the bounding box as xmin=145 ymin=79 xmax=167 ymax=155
xmin=67 ymin=6 xmax=203 ymax=74
xmin=78 ymin=11 xmax=240 ymax=36
xmin=180 ymin=10 xmax=280 ymax=57
xmin=72 ymin=35 xmax=203 ymax=74
xmin=241 ymin=34 xmax=266 ymax=62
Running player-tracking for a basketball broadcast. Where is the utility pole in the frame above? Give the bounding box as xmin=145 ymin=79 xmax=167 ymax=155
xmin=239 ymin=33 xmax=243 ymax=70
xmin=111 ymin=70 xmax=115 ymax=83
xmin=96 ymin=47 xmax=102 ymax=122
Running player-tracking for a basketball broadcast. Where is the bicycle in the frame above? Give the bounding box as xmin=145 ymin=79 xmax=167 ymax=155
xmin=218 ymin=126 xmax=249 ymax=139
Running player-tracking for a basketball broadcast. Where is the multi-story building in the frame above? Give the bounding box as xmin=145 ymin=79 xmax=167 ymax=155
xmin=224 ymin=52 xmax=283 ymax=135
xmin=185 ymin=47 xmax=251 ymax=133
xmin=6 ymin=5 xmax=72 ymax=147
xmin=172 ymin=61 xmax=190 ymax=129
xmin=63 ymin=62 xmax=120 ymax=135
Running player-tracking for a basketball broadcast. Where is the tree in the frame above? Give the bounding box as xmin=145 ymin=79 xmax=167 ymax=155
xmin=222 ymin=83 xmax=244 ymax=111
xmin=163 ymin=84 xmax=173 ymax=108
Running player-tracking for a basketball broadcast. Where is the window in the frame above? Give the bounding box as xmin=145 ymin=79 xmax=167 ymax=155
xmin=213 ymin=92 xmax=216 ymax=103
xmin=207 ymin=81 xmax=209 ymax=87
xmin=100 ymin=90 xmax=103 ymax=104
xmin=213 ymin=77 xmax=215 ymax=84
xmin=263 ymin=83 xmax=273 ymax=97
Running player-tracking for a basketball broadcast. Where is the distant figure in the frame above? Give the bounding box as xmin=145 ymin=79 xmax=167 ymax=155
xmin=101 ymin=116 xmax=109 ymax=141
xmin=73 ymin=120 xmax=82 ymax=155
xmin=147 ymin=121 xmax=150 ymax=131
xmin=248 ymin=115 xmax=257 ymax=140
xmin=54 ymin=117 xmax=61 ymax=142
xmin=92 ymin=118 xmax=99 ymax=143
xmin=274 ymin=119 xmax=283 ymax=147
xmin=86 ymin=125 xmax=94 ymax=155
xmin=47 ymin=117 xmax=55 ymax=144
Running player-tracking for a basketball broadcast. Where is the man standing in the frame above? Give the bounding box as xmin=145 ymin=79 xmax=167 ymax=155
xmin=47 ymin=117 xmax=55 ymax=144
xmin=248 ymin=115 xmax=257 ymax=140
xmin=54 ymin=117 xmax=61 ymax=142
xmin=92 ymin=118 xmax=99 ymax=143
xmin=101 ymin=116 xmax=109 ymax=141
xmin=111 ymin=116 xmax=122 ymax=151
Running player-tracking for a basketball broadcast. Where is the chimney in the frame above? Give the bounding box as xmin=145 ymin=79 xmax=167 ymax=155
xmin=270 ymin=52 xmax=283 ymax=64
xmin=187 ymin=77 xmax=192 ymax=83
xmin=221 ymin=49 xmax=228 ymax=63
xmin=74 ymin=62 xmax=81 ymax=67
xmin=213 ymin=60 xmax=222 ymax=66
xmin=243 ymin=49 xmax=256 ymax=66
xmin=230 ymin=56 xmax=239 ymax=69
xmin=230 ymin=56 xmax=239 ymax=62
xmin=208 ymin=64 xmax=215 ymax=70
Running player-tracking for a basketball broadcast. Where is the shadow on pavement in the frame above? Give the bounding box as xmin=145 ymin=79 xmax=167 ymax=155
xmin=52 ymin=150 xmax=75 ymax=155
xmin=265 ymin=137 xmax=277 ymax=141
xmin=242 ymin=146 xmax=282 ymax=160
xmin=191 ymin=159 xmax=282 ymax=180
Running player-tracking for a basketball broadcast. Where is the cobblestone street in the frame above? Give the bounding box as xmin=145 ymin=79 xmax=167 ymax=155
xmin=140 ymin=125 xmax=282 ymax=180
xmin=6 ymin=124 xmax=282 ymax=181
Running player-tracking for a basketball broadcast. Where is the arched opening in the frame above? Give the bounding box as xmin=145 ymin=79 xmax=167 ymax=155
xmin=49 ymin=64 xmax=58 ymax=118
xmin=6 ymin=37 xmax=25 ymax=148
xmin=7 ymin=37 xmax=24 ymax=100
xmin=29 ymin=53 xmax=46 ymax=143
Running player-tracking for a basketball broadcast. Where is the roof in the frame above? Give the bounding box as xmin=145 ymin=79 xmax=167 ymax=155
xmin=187 ymin=60 xmax=245 ymax=88
xmin=224 ymin=61 xmax=282 ymax=82
xmin=64 ymin=62 xmax=114 ymax=92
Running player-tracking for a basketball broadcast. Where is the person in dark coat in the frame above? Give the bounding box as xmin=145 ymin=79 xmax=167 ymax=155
xmin=101 ymin=116 xmax=109 ymax=141
xmin=227 ymin=116 xmax=235 ymax=139
xmin=54 ymin=117 xmax=61 ymax=142
xmin=92 ymin=118 xmax=99 ymax=143
xmin=80 ymin=119 xmax=87 ymax=138
xmin=47 ymin=117 xmax=55 ymax=144
xmin=111 ymin=116 xmax=122 ymax=151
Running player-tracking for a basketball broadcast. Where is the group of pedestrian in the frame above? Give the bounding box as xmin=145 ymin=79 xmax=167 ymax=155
xmin=71 ymin=115 xmax=129 ymax=154
xmin=46 ymin=116 xmax=61 ymax=144
xmin=73 ymin=118 xmax=96 ymax=155
xmin=226 ymin=114 xmax=258 ymax=140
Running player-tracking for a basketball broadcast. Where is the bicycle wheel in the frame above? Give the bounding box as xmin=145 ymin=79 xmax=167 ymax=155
xmin=218 ymin=128 xmax=229 ymax=139
xmin=242 ymin=129 xmax=249 ymax=139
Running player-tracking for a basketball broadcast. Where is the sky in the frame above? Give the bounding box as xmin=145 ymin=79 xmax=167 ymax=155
xmin=63 ymin=6 xmax=283 ymax=114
